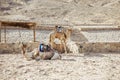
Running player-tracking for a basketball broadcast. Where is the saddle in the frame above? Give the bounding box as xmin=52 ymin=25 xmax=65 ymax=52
xmin=39 ymin=43 xmax=51 ymax=52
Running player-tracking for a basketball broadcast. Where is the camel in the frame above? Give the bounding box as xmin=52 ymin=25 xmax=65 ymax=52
xmin=21 ymin=43 xmax=61 ymax=61
xmin=49 ymin=26 xmax=72 ymax=54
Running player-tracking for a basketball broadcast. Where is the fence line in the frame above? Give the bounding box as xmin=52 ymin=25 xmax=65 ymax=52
xmin=40 ymin=23 xmax=116 ymax=26
xmin=0 ymin=21 xmax=119 ymax=43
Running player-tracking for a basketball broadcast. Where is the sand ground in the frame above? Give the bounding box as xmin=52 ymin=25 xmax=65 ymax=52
xmin=0 ymin=53 xmax=120 ymax=80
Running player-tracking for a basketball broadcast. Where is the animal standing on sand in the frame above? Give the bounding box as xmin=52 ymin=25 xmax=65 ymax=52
xmin=21 ymin=43 xmax=61 ymax=61
xmin=49 ymin=26 xmax=72 ymax=54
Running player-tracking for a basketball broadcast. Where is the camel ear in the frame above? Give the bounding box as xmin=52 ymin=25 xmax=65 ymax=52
xmin=54 ymin=25 xmax=58 ymax=32
xmin=65 ymin=29 xmax=72 ymax=39
xmin=68 ymin=29 xmax=72 ymax=33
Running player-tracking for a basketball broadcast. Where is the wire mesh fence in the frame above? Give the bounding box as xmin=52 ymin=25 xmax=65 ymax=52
xmin=0 ymin=27 xmax=52 ymax=43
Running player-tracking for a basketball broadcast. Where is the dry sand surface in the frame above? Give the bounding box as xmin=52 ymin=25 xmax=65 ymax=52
xmin=0 ymin=53 xmax=120 ymax=80
xmin=0 ymin=1 xmax=120 ymax=80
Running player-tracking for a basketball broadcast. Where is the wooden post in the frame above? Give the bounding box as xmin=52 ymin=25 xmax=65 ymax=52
xmin=33 ymin=25 xmax=36 ymax=42
xmin=4 ymin=26 xmax=6 ymax=43
xmin=80 ymin=45 xmax=83 ymax=53
xmin=0 ymin=22 xmax=1 ymax=42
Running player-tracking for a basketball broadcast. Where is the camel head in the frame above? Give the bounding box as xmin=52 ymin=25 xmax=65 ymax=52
xmin=54 ymin=25 xmax=65 ymax=33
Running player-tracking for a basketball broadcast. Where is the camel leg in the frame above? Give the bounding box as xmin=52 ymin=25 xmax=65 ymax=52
xmin=62 ymin=40 xmax=67 ymax=54
xmin=21 ymin=43 xmax=32 ymax=61
xmin=21 ymin=48 xmax=31 ymax=61
xmin=33 ymin=49 xmax=40 ymax=60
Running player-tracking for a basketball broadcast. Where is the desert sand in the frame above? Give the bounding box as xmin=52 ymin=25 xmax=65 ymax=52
xmin=0 ymin=0 xmax=120 ymax=80
xmin=0 ymin=53 xmax=120 ymax=80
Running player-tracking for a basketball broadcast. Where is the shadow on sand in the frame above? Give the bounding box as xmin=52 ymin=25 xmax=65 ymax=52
xmin=83 ymin=53 xmax=105 ymax=57
xmin=64 ymin=53 xmax=105 ymax=58
xmin=61 ymin=59 xmax=76 ymax=61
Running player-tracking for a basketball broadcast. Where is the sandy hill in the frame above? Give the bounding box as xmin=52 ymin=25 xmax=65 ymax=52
xmin=0 ymin=0 xmax=120 ymax=25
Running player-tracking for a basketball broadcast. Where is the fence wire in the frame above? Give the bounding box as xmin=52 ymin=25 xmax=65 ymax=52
xmin=0 ymin=28 xmax=52 ymax=43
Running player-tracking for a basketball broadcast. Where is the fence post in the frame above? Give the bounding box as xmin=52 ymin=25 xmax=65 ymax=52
xmin=33 ymin=25 xmax=36 ymax=42
xmin=0 ymin=22 xmax=1 ymax=42
xmin=4 ymin=26 xmax=6 ymax=43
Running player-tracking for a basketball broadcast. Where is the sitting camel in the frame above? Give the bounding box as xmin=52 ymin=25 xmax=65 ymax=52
xmin=49 ymin=26 xmax=72 ymax=54
xmin=21 ymin=43 xmax=61 ymax=61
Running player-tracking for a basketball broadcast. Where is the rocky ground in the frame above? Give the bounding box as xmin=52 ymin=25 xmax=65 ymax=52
xmin=0 ymin=0 xmax=120 ymax=25
xmin=0 ymin=53 xmax=120 ymax=80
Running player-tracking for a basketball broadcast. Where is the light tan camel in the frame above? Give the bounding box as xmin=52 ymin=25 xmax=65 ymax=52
xmin=21 ymin=43 xmax=61 ymax=61
xmin=49 ymin=26 xmax=72 ymax=54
